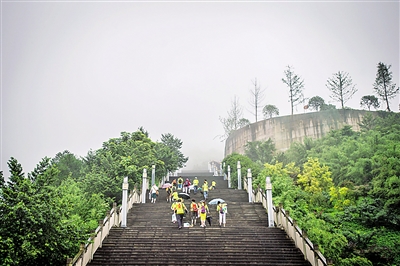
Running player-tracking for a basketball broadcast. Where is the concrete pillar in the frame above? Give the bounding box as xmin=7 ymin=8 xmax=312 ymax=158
xmin=223 ymin=162 xmax=226 ymax=180
xmin=151 ymin=165 xmax=155 ymax=185
xmin=227 ymin=165 xmax=231 ymax=188
xmin=141 ymin=169 xmax=147 ymax=204
xmin=247 ymin=169 xmax=252 ymax=202
xmin=237 ymin=161 xmax=242 ymax=189
xmin=121 ymin=176 xmax=128 ymax=227
xmin=266 ymin=176 xmax=275 ymax=227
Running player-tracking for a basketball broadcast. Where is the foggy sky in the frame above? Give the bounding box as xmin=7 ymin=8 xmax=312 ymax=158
xmin=1 ymin=1 xmax=399 ymax=176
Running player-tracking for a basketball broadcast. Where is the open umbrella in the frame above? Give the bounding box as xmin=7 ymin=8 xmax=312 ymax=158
xmin=178 ymin=192 xmax=190 ymax=200
xmin=161 ymin=183 xmax=172 ymax=189
xmin=208 ymin=198 xmax=226 ymax=205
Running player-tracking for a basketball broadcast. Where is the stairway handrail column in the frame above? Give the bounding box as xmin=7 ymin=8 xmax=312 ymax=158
xmin=227 ymin=165 xmax=231 ymax=188
xmin=265 ymin=176 xmax=275 ymax=227
xmin=247 ymin=169 xmax=253 ymax=202
xmin=237 ymin=161 xmax=242 ymax=189
xmin=121 ymin=176 xmax=128 ymax=227
xmin=141 ymin=169 xmax=147 ymax=203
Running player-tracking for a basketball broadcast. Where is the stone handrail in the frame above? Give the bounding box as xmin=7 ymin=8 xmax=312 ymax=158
xmin=66 ymin=188 xmax=141 ymax=266
xmin=243 ymin=178 xmax=331 ymax=266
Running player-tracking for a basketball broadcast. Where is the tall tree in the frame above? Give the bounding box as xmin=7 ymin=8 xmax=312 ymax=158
xmin=0 ymin=158 xmax=77 ymax=265
xmin=51 ymin=150 xmax=83 ymax=185
xmin=248 ymin=78 xmax=265 ymax=122
xmin=326 ymin=71 xmax=357 ymax=109
xmin=244 ymin=139 xmax=276 ymax=164
xmin=373 ymin=62 xmax=399 ymax=112
xmin=282 ymin=66 xmax=305 ymax=115
xmin=262 ymin=104 xmax=279 ymax=119
xmin=159 ymin=133 xmax=189 ymax=171
xmin=219 ymin=96 xmax=248 ymax=140
xmin=360 ymin=95 xmax=380 ymax=111
xmin=308 ymin=96 xmax=325 ymax=111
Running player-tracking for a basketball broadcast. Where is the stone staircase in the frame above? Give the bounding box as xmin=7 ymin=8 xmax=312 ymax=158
xmin=87 ymin=174 xmax=311 ymax=265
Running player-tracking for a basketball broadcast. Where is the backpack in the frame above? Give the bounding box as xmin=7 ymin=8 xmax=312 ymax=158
xmin=220 ymin=204 xmax=227 ymax=214
xmin=191 ymin=202 xmax=198 ymax=212
xmin=201 ymin=205 xmax=206 ymax=213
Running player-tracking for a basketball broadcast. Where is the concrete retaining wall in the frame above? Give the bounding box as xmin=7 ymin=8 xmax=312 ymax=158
xmin=224 ymin=109 xmax=374 ymax=156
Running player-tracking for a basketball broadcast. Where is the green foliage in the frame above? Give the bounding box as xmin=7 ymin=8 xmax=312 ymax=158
xmin=0 ymin=158 xmax=76 ymax=265
xmin=308 ymin=96 xmax=325 ymax=111
xmin=262 ymin=104 xmax=279 ymax=119
xmin=50 ymin=150 xmax=84 ymax=185
xmin=221 ymin=153 xmax=260 ymax=189
xmin=2 ymin=128 xmax=188 ymax=264
xmin=244 ymin=139 xmax=276 ymax=165
xmin=373 ymin=62 xmax=399 ymax=112
xmin=159 ymin=133 xmax=189 ymax=172
xmin=264 ymin=112 xmax=400 ymax=265
xmin=360 ymin=95 xmax=380 ymax=111
xmin=82 ymin=130 xmax=160 ymax=204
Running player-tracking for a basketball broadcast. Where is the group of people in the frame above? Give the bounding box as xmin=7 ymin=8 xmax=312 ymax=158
xmin=150 ymin=176 xmax=227 ymax=229
xmin=170 ymin=198 xmax=228 ymax=229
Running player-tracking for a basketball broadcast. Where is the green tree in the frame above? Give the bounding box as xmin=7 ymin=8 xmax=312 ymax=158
xmin=373 ymin=62 xmax=399 ymax=112
xmin=0 ymin=158 xmax=77 ymax=265
xmin=282 ymin=65 xmax=305 ymax=115
xmin=262 ymin=104 xmax=279 ymax=119
xmin=244 ymin=139 xmax=276 ymax=165
xmin=326 ymin=71 xmax=357 ymax=109
xmin=159 ymin=133 xmax=189 ymax=172
xmin=360 ymin=95 xmax=380 ymax=111
xmin=297 ymin=158 xmax=334 ymax=207
xmin=308 ymin=96 xmax=325 ymax=111
xmin=82 ymin=130 xmax=159 ymax=204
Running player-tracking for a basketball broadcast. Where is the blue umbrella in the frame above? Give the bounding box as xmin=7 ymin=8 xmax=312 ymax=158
xmin=208 ymin=198 xmax=225 ymax=205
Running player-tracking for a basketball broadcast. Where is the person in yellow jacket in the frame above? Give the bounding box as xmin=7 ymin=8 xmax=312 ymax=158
xmin=198 ymin=200 xmax=209 ymax=228
xmin=173 ymin=199 xmax=188 ymax=229
xmin=193 ymin=177 xmax=199 ymax=194
xmin=202 ymin=181 xmax=209 ymax=201
xmin=171 ymin=190 xmax=179 ymax=202
xmin=211 ymin=180 xmax=216 ymax=190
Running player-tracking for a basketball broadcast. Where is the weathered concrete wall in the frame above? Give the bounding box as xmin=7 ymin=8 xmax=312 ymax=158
xmin=224 ymin=109 xmax=374 ymax=156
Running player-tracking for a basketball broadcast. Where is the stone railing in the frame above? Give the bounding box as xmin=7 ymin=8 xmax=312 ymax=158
xmin=66 ymin=188 xmax=141 ymax=266
xmin=243 ymin=178 xmax=332 ymax=266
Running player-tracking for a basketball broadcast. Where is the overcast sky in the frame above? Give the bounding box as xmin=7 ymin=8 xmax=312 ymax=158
xmin=1 ymin=0 xmax=399 ymax=176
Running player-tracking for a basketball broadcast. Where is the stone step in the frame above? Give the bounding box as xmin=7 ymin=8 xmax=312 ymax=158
xmin=87 ymin=178 xmax=311 ymax=266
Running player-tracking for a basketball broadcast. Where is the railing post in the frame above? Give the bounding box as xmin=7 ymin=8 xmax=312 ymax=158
xmin=151 ymin=165 xmax=155 ymax=185
xmin=314 ymin=244 xmax=320 ymax=266
xmin=327 ymin=258 xmax=334 ymax=265
xmin=121 ymin=176 xmax=128 ymax=227
xmin=113 ymin=202 xmax=117 ymax=226
xmin=247 ymin=169 xmax=252 ymax=202
xmin=78 ymin=242 xmax=84 ymax=265
xmin=66 ymin=258 xmax=72 ymax=266
xmin=228 ymin=165 xmax=231 ymax=188
xmin=141 ymin=169 xmax=147 ymax=204
xmin=293 ymin=219 xmax=298 ymax=247
xmin=265 ymin=176 xmax=274 ymax=227
xmin=285 ymin=210 xmax=290 ymax=233
xmin=237 ymin=161 xmax=242 ymax=189
xmin=279 ymin=203 xmax=284 ymax=229
xmin=302 ymin=230 xmax=308 ymax=261
xmin=223 ymin=162 xmax=226 ymax=180
xmin=98 ymin=220 xmax=104 ymax=247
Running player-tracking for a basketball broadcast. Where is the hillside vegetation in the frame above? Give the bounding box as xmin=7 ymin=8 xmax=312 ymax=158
xmin=222 ymin=112 xmax=400 ymax=265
